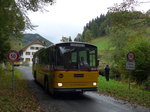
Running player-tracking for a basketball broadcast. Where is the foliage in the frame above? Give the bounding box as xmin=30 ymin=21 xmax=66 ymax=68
xmin=75 ymin=14 xmax=111 ymax=42
xmin=0 ymin=0 xmax=24 ymax=61
xmin=74 ymin=33 xmax=82 ymax=42
xmin=61 ymin=36 xmax=69 ymax=42
xmin=124 ymin=38 xmax=150 ymax=84
xmin=143 ymin=76 xmax=150 ymax=90
xmin=0 ymin=39 xmax=11 ymax=62
xmin=69 ymin=36 xmax=72 ymax=42
xmin=98 ymin=76 xmax=150 ymax=107
xmin=0 ymin=0 xmax=54 ymax=62
xmin=108 ymin=0 xmax=139 ymax=12
xmin=105 ymin=0 xmax=150 ymax=85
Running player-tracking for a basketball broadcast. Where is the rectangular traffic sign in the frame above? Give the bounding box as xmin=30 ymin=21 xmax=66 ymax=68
xmin=126 ymin=61 xmax=135 ymax=70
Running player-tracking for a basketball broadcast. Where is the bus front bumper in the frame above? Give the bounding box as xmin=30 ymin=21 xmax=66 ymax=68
xmin=54 ymin=87 xmax=97 ymax=93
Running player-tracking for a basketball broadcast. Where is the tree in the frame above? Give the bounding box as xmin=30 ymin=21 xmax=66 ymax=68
xmin=74 ymin=33 xmax=82 ymax=42
xmin=84 ymin=29 xmax=93 ymax=42
xmin=0 ymin=0 xmax=54 ymax=62
xmin=69 ymin=36 xmax=72 ymax=42
xmin=108 ymin=0 xmax=138 ymax=12
xmin=61 ymin=36 xmax=69 ymax=42
xmin=107 ymin=0 xmax=150 ymax=84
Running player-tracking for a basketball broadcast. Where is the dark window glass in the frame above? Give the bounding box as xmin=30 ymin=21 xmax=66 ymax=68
xmin=55 ymin=45 xmax=97 ymax=71
xmin=30 ymin=47 xmax=34 ymax=50
xmin=26 ymin=52 xmax=30 ymax=55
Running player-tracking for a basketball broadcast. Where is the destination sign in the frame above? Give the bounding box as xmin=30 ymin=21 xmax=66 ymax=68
xmin=70 ymin=43 xmax=85 ymax=47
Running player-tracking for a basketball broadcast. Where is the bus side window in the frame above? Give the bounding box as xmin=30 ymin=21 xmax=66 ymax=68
xmin=89 ymin=50 xmax=96 ymax=66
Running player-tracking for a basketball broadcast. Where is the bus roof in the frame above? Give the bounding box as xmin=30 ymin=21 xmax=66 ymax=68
xmin=54 ymin=42 xmax=97 ymax=48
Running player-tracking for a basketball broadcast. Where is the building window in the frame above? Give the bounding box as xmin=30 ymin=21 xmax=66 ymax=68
xmin=26 ymin=52 xmax=30 ymax=55
xmin=36 ymin=47 xmax=39 ymax=50
xmin=30 ymin=47 xmax=34 ymax=50
xmin=26 ymin=58 xmax=30 ymax=62
xmin=32 ymin=52 xmax=35 ymax=55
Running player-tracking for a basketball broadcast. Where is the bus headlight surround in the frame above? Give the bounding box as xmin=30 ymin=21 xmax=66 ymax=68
xmin=93 ymin=82 xmax=97 ymax=86
xmin=59 ymin=74 xmax=63 ymax=78
xmin=58 ymin=83 xmax=63 ymax=87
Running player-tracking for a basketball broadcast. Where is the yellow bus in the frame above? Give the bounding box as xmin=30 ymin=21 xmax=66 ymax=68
xmin=32 ymin=42 xmax=99 ymax=95
xmin=14 ymin=58 xmax=21 ymax=66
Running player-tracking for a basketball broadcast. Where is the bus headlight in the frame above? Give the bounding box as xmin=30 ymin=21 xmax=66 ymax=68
xmin=93 ymin=82 xmax=97 ymax=86
xmin=58 ymin=83 xmax=63 ymax=87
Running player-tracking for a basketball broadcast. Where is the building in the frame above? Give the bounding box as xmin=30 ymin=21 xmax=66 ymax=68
xmin=19 ymin=40 xmax=46 ymax=66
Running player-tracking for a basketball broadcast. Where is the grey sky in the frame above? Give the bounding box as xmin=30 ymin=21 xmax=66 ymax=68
xmin=26 ymin=0 xmax=150 ymax=43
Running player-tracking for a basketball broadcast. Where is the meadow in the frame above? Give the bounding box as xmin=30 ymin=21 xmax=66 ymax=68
xmin=98 ymin=76 xmax=150 ymax=107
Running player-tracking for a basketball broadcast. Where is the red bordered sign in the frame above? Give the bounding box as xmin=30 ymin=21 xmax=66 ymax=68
xmin=127 ymin=52 xmax=135 ymax=61
xmin=7 ymin=50 xmax=20 ymax=62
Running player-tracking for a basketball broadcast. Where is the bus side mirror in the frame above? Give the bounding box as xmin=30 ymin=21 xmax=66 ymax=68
xmin=96 ymin=59 xmax=100 ymax=67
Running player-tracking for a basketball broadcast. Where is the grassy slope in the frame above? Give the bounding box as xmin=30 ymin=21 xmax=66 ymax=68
xmin=90 ymin=36 xmax=110 ymax=50
xmin=89 ymin=36 xmax=150 ymax=108
xmin=98 ymin=76 xmax=150 ymax=107
xmin=89 ymin=36 xmax=113 ymax=67
xmin=0 ymin=66 xmax=40 ymax=112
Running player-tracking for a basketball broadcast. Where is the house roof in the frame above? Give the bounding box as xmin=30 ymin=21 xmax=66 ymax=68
xmin=20 ymin=40 xmax=46 ymax=52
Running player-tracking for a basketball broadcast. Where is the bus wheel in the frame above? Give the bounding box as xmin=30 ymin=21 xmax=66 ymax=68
xmin=34 ymin=71 xmax=37 ymax=82
xmin=44 ymin=77 xmax=49 ymax=92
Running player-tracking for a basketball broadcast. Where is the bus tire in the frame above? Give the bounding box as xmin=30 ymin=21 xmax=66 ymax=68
xmin=44 ymin=76 xmax=49 ymax=92
xmin=33 ymin=71 xmax=37 ymax=82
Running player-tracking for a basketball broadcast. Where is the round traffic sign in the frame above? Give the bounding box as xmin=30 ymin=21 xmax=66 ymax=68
xmin=7 ymin=50 xmax=20 ymax=62
xmin=127 ymin=52 xmax=135 ymax=61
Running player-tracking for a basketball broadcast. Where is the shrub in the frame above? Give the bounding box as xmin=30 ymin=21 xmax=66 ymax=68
xmin=118 ymin=38 xmax=150 ymax=84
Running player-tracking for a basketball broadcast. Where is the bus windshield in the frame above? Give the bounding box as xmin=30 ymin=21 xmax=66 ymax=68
xmin=56 ymin=45 xmax=97 ymax=71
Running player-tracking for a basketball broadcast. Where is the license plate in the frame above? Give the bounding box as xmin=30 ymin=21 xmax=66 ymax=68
xmin=75 ymin=89 xmax=82 ymax=92
xmin=74 ymin=74 xmax=84 ymax=77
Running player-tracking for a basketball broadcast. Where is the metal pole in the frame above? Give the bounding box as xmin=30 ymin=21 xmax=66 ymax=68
xmin=128 ymin=71 xmax=131 ymax=90
xmin=12 ymin=62 xmax=14 ymax=91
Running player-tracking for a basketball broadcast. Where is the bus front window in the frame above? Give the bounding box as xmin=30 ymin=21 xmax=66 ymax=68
xmin=56 ymin=46 xmax=97 ymax=71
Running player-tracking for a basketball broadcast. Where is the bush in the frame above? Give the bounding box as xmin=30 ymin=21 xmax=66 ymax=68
xmin=143 ymin=76 xmax=150 ymax=91
xmin=118 ymin=38 xmax=150 ymax=84
xmin=110 ymin=65 xmax=121 ymax=80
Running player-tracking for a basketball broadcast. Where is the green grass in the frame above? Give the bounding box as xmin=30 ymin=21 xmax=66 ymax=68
xmin=89 ymin=37 xmax=114 ymax=66
xmin=90 ymin=36 xmax=110 ymax=50
xmin=98 ymin=76 xmax=150 ymax=107
xmin=0 ymin=66 xmax=41 ymax=112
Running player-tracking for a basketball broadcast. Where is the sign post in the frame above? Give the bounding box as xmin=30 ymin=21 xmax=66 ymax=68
xmin=126 ymin=52 xmax=135 ymax=90
xmin=7 ymin=50 xmax=20 ymax=91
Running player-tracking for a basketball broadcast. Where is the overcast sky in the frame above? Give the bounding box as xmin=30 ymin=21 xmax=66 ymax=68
xmin=26 ymin=0 xmax=150 ymax=43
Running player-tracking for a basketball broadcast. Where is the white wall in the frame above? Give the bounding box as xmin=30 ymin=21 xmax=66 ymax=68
xmin=21 ymin=44 xmax=45 ymax=66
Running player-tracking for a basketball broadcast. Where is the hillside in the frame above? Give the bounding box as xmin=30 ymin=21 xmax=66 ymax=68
xmin=89 ymin=36 xmax=110 ymax=50
xmin=22 ymin=33 xmax=53 ymax=46
xmin=89 ymin=36 xmax=113 ymax=67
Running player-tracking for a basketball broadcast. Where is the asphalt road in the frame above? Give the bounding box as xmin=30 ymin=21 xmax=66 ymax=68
xmin=18 ymin=66 xmax=150 ymax=112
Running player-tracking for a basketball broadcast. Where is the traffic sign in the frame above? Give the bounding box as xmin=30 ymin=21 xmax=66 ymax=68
xmin=126 ymin=61 xmax=135 ymax=70
xmin=7 ymin=50 xmax=20 ymax=62
xmin=127 ymin=52 xmax=135 ymax=61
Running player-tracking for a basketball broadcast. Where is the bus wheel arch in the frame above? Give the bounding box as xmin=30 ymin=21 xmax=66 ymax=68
xmin=44 ymin=75 xmax=49 ymax=92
